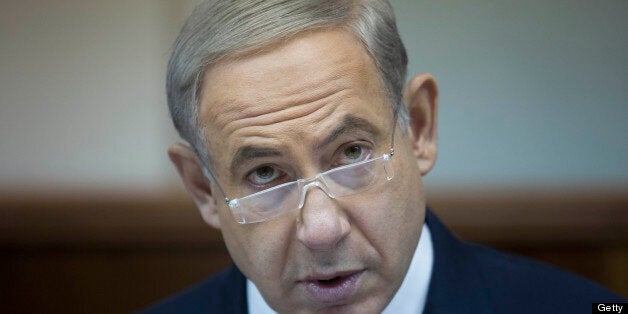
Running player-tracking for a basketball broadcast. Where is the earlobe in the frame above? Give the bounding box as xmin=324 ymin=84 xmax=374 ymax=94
xmin=403 ymin=73 xmax=439 ymax=175
xmin=168 ymin=142 xmax=222 ymax=229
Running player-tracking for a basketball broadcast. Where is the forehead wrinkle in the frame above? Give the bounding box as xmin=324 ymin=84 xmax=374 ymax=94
xmin=225 ymin=97 xmax=338 ymax=156
xmin=208 ymin=100 xmax=336 ymax=177
xmin=224 ymin=92 xmax=345 ymax=137
xmin=207 ymin=73 xmax=352 ymax=132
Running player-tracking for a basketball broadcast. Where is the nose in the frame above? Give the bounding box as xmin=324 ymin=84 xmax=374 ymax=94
xmin=296 ymin=187 xmax=351 ymax=251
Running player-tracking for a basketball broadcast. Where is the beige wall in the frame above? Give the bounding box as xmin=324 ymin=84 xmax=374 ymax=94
xmin=0 ymin=0 xmax=199 ymax=193
xmin=1 ymin=0 xmax=627 ymax=194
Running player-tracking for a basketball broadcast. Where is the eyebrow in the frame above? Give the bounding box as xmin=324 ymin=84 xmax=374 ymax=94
xmin=228 ymin=115 xmax=381 ymax=174
xmin=316 ymin=115 xmax=381 ymax=151
xmin=230 ymin=146 xmax=282 ymax=175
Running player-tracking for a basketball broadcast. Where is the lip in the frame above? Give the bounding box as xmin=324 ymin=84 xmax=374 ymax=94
xmin=299 ymin=270 xmax=364 ymax=304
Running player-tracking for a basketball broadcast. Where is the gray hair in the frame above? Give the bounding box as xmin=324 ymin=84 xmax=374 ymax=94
xmin=166 ymin=0 xmax=408 ymax=172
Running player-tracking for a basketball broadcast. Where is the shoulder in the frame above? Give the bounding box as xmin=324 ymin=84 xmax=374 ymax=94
xmin=468 ymin=242 xmax=615 ymax=296
xmin=424 ymin=209 xmax=625 ymax=314
xmin=138 ymin=265 xmax=248 ymax=314
xmin=465 ymin=242 xmax=625 ymax=312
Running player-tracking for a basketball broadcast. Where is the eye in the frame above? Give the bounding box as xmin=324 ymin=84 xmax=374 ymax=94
xmin=246 ymin=165 xmax=284 ymax=186
xmin=335 ymin=144 xmax=370 ymax=166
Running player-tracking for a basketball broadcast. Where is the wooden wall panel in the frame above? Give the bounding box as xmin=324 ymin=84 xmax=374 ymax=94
xmin=1 ymin=189 xmax=626 ymax=313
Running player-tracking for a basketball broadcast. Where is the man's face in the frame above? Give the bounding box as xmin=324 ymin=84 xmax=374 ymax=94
xmin=197 ymin=30 xmax=428 ymax=313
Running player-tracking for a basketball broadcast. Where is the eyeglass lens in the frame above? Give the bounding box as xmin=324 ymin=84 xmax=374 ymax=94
xmin=229 ymin=154 xmax=393 ymax=224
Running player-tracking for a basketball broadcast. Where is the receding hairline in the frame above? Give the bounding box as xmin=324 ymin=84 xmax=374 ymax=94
xmin=196 ymin=24 xmax=369 ymax=109
xmin=193 ymin=0 xmax=371 ymax=107
xmin=196 ymin=25 xmax=383 ymax=110
xmin=211 ymin=25 xmax=347 ymax=65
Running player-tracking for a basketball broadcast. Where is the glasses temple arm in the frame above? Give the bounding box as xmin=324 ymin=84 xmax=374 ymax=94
xmin=389 ymin=102 xmax=401 ymax=156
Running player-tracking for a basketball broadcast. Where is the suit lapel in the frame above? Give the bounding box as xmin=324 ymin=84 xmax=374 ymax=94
xmin=423 ymin=209 xmax=496 ymax=314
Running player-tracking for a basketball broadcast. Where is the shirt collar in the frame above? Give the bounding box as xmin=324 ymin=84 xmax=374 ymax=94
xmin=247 ymin=223 xmax=434 ymax=313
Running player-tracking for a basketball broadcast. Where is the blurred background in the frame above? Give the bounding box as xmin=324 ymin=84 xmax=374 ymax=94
xmin=1 ymin=0 xmax=626 ymax=312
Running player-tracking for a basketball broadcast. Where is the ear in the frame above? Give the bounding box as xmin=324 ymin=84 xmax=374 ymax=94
xmin=168 ymin=142 xmax=222 ymax=229
xmin=403 ymin=73 xmax=438 ymax=175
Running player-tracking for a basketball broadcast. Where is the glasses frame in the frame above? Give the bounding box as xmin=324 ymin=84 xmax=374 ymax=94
xmin=204 ymin=110 xmax=400 ymax=224
xmin=227 ymin=151 xmax=394 ymax=224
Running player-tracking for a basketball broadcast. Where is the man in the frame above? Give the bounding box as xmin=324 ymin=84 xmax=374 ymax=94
xmin=143 ymin=1 xmax=624 ymax=313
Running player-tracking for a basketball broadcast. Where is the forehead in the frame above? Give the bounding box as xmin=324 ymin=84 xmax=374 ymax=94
xmin=198 ymin=29 xmax=390 ymax=168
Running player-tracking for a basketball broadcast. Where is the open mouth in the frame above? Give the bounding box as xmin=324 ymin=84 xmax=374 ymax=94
xmin=318 ymin=276 xmax=342 ymax=285
xmin=301 ymin=271 xmax=363 ymax=304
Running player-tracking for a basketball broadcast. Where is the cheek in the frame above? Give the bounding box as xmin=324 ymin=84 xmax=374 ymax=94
xmin=360 ymin=185 xmax=422 ymax=250
xmin=363 ymin=152 xmax=425 ymax=263
xmin=219 ymin=211 xmax=293 ymax=284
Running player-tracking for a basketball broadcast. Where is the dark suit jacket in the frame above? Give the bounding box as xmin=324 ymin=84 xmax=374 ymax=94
xmin=141 ymin=210 xmax=625 ymax=313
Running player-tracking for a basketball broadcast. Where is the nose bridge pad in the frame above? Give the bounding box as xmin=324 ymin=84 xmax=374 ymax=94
xmin=383 ymin=154 xmax=394 ymax=180
xmin=297 ymin=174 xmax=336 ymax=209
